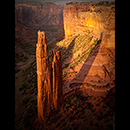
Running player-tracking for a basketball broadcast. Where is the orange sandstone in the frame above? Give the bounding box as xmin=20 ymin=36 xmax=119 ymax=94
xmin=36 ymin=31 xmax=52 ymax=120
xmin=36 ymin=30 xmax=63 ymax=121
xmin=52 ymin=50 xmax=63 ymax=110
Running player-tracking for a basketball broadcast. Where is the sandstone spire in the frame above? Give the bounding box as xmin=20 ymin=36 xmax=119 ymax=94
xmin=52 ymin=50 xmax=63 ymax=110
xmin=36 ymin=30 xmax=52 ymax=120
xmin=36 ymin=30 xmax=63 ymax=121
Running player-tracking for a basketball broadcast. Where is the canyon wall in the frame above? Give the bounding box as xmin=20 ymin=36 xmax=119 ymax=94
xmin=15 ymin=2 xmax=63 ymax=27
xmin=36 ymin=31 xmax=63 ymax=120
xmin=63 ymin=1 xmax=115 ymax=83
xmin=63 ymin=1 xmax=115 ymax=48
xmin=15 ymin=2 xmax=63 ymax=61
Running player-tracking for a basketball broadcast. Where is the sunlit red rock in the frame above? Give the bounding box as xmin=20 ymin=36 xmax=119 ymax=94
xmin=36 ymin=31 xmax=52 ymax=120
xmin=52 ymin=50 xmax=63 ymax=109
xmin=36 ymin=31 xmax=63 ymax=120
xmin=63 ymin=2 xmax=115 ymax=49
xmin=63 ymin=1 xmax=115 ymax=84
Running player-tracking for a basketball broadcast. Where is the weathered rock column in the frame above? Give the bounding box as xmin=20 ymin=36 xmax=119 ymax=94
xmin=52 ymin=50 xmax=63 ymax=110
xmin=36 ymin=30 xmax=63 ymax=121
xmin=36 ymin=30 xmax=52 ymax=120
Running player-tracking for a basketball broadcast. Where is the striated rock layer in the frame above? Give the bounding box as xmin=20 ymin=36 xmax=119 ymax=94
xmin=36 ymin=30 xmax=63 ymax=120
xmin=63 ymin=1 xmax=115 ymax=48
xmin=15 ymin=2 xmax=63 ymax=27
xmin=63 ymin=1 xmax=115 ymax=85
xmin=15 ymin=2 xmax=63 ymax=61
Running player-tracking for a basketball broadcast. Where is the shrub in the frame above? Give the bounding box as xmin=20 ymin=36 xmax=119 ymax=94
xmin=96 ymin=103 xmax=99 ymax=106
xmin=22 ymin=43 xmax=32 ymax=49
xmin=15 ymin=122 xmax=23 ymax=130
xmin=56 ymin=122 xmax=60 ymax=128
xmin=98 ymin=80 xmax=100 ymax=83
xmin=107 ymin=122 xmax=113 ymax=130
xmin=17 ymin=55 xmax=28 ymax=62
xmin=22 ymin=97 xmax=29 ymax=105
xmin=62 ymin=121 xmax=67 ymax=126
xmin=19 ymin=82 xmax=26 ymax=91
xmin=69 ymin=115 xmax=76 ymax=121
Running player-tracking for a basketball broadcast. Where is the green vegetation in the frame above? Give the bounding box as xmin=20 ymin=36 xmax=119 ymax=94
xmin=22 ymin=43 xmax=35 ymax=55
xmin=66 ymin=2 xmax=78 ymax=5
xmin=55 ymin=122 xmax=60 ymax=128
xmin=16 ymin=55 xmax=28 ymax=62
xmin=66 ymin=1 xmax=115 ymax=7
xmin=95 ymin=1 xmax=115 ymax=6
xmin=22 ymin=43 xmax=32 ymax=49
xmin=22 ymin=97 xmax=29 ymax=105
xmin=106 ymin=122 xmax=113 ymax=130
xmin=15 ymin=122 xmax=23 ymax=130
xmin=54 ymin=30 xmax=99 ymax=77
xmin=20 ymin=60 xmax=37 ymax=95
xmin=19 ymin=82 xmax=27 ymax=91
xmin=20 ymin=86 xmax=114 ymax=130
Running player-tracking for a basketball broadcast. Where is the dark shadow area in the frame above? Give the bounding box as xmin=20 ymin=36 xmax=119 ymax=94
xmin=70 ymin=32 xmax=103 ymax=84
xmin=59 ymin=36 xmax=77 ymax=69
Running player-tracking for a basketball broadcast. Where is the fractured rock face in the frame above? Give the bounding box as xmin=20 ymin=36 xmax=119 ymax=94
xmin=15 ymin=2 xmax=63 ymax=27
xmin=63 ymin=1 xmax=115 ymax=48
xmin=52 ymin=50 xmax=63 ymax=110
xmin=63 ymin=1 xmax=115 ymax=85
xmin=36 ymin=30 xmax=63 ymax=121
xmin=36 ymin=30 xmax=52 ymax=120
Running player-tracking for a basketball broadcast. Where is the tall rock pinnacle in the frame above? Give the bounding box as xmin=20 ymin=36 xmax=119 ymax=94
xmin=52 ymin=50 xmax=63 ymax=110
xmin=36 ymin=31 xmax=52 ymax=120
xmin=36 ymin=30 xmax=63 ymax=121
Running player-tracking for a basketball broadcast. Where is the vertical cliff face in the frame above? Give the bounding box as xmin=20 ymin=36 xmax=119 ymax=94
xmin=63 ymin=1 xmax=115 ymax=84
xmin=63 ymin=1 xmax=115 ymax=48
xmin=15 ymin=2 xmax=63 ymax=27
xmin=36 ymin=30 xmax=63 ymax=120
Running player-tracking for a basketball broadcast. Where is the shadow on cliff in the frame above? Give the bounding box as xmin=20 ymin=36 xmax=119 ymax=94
xmin=70 ymin=32 xmax=103 ymax=84
xmin=59 ymin=36 xmax=78 ymax=69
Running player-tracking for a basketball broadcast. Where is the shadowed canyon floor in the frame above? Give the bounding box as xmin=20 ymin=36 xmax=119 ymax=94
xmin=15 ymin=1 xmax=115 ymax=130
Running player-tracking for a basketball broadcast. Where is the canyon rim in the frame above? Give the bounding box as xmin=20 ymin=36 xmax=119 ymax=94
xmin=15 ymin=1 xmax=115 ymax=130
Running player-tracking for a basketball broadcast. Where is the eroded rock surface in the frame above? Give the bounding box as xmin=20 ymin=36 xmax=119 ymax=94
xmin=63 ymin=1 xmax=115 ymax=88
xmin=36 ymin=31 xmax=63 ymax=120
